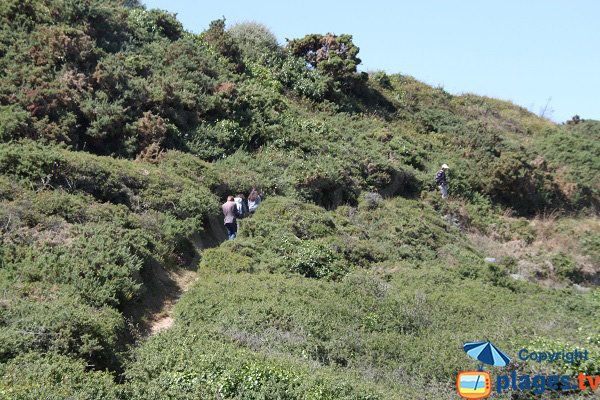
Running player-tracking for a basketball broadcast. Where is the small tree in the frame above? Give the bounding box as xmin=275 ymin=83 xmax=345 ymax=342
xmin=286 ymin=33 xmax=361 ymax=84
xmin=127 ymin=8 xmax=183 ymax=42
xmin=202 ymin=18 xmax=243 ymax=72
xmin=228 ymin=22 xmax=279 ymax=60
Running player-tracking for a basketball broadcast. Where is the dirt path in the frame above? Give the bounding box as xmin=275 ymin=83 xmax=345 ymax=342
xmin=121 ymin=260 xmax=198 ymax=337
xmin=147 ymin=267 xmax=198 ymax=334
xmin=137 ymin=216 xmax=227 ymax=336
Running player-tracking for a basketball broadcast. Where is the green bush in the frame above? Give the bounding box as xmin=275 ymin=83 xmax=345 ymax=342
xmin=199 ymin=245 xmax=254 ymax=274
xmin=280 ymin=237 xmax=346 ymax=279
xmin=287 ymin=33 xmax=361 ymax=88
xmin=125 ymin=326 xmax=390 ymax=399
xmin=201 ymin=18 xmax=244 ymax=72
xmin=12 ymin=224 xmax=146 ymax=307
xmin=0 ymin=352 xmax=121 ymax=400
xmin=0 ymin=141 xmax=219 ymax=222
xmin=128 ymin=8 xmax=183 ymax=42
xmin=228 ymin=21 xmax=279 ymax=60
xmin=0 ymin=105 xmax=31 ymax=141
xmin=535 ymin=121 xmax=600 ymax=210
xmin=0 ymin=140 xmax=224 ymax=372
xmin=0 ymin=288 xmax=125 ymax=368
xmin=241 ymin=197 xmax=337 ymax=240
xmin=580 ymin=232 xmax=600 ymax=264
xmin=552 ymin=252 xmax=584 ymax=283
xmin=275 ymin=55 xmax=332 ymax=100
xmin=0 ymin=1 xmax=598 ymax=398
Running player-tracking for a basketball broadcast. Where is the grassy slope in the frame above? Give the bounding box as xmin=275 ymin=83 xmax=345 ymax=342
xmin=0 ymin=1 xmax=598 ymax=399
xmin=123 ymin=199 xmax=599 ymax=399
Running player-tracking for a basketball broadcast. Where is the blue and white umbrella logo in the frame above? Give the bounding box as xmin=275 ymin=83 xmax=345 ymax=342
xmin=463 ymin=341 xmax=511 ymax=369
xmin=461 ymin=341 xmax=510 ymax=398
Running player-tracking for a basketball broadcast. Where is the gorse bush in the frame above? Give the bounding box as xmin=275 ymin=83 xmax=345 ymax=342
xmin=0 ymin=141 xmax=219 ymax=222
xmin=280 ymin=236 xmax=346 ymax=279
xmin=128 ymin=8 xmax=183 ymax=42
xmin=197 ymin=197 xmax=467 ymax=281
xmin=535 ymin=120 xmax=600 ymax=209
xmin=1 ymin=1 xmax=236 ymax=157
xmin=124 ymin=324 xmax=390 ymax=399
xmin=0 ymin=140 xmax=221 ymax=372
xmin=0 ymin=0 xmax=598 ymax=399
xmin=0 ymin=278 xmax=126 ymax=368
xmin=287 ymin=33 xmax=362 ymax=88
xmin=551 ymin=252 xmax=584 ymax=283
xmin=0 ymin=352 xmax=122 ymax=400
xmin=276 ymin=55 xmax=331 ymax=100
xmin=12 ymin=223 xmax=146 ymax=307
xmin=0 ymin=0 xmax=593 ymax=213
xmin=201 ymin=18 xmax=244 ymax=73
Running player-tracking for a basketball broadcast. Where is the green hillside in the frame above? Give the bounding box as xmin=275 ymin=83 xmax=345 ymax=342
xmin=0 ymin=1 xmax=598 ymax=399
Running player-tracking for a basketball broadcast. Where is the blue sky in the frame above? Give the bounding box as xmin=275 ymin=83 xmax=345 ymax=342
xmin=143 ymin=0 xmax=599 ymax=122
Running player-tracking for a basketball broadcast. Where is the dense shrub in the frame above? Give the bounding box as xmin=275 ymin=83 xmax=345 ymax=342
xmin=0 ymin=1 xmax=598 ymax=398
xmin=228 ymin=22 xmax=279 ymax=60
xmin=125 ymin=325 xmax=390 ymax=399
xmin=581 ymin=232 xmax=600 ymax=264
xmin=144 ymin=264 xmax=598 ymax=397
xmin=484 ymin=150 xmax=561 ymax=214
xmin=551 ymin=252 xmax=584 ymax=283
xmin=287 ymin=33 xmax=361 ymax=88
xmin=200 ymin=197 xmax=464 ymax=280
xmin=201 ymin=18 xmax=244 ymax=72
xmin=274 ymin=55 xmax=332 ymax=100
xmin=0 ymin=4 xmax=234 ymax=156
xmin=0 ymin=352 xmax=121 ymax=400
xmin=280 ymin=237 xmax=346 ymax=279
xmin=0 ymin=105 xmax=32 ymax=141
xmin=9 ymin=224 xmax=147 ymax=307
xmin=535 ymin=121 xmax=600 ymax=210
xmin=199 ymin=245 xmax=254 ymax=274
xmin=0 ymin=287 xmax=125 ymax=368
xmin=0 ymin=140 xmax=222 ymax=373
xmin=0 ymin=141 xmax=219 ymax=222
xmin=128 ymin=8 xmax=183 ymax=42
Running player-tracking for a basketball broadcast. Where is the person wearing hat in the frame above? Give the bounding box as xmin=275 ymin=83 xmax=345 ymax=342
xmin=435 ymin=164 xmax=450 ymax=199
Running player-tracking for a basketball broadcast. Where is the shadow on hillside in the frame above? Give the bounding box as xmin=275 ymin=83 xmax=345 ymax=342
xmin=306 ymin=169 xmax=421 ymax=211
xmin=344 ymin=81 xmax=398 ymax=119
xmin=379 ymin=170 xmax=421 ymax=199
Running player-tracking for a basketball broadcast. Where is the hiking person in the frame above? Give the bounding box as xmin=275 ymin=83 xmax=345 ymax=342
xmin=435 ymin=164 xmax=450 ymax=199
xmin=222 ymin=195 xmax=239 ymax=240
xmin=234 ymin=193 xmax=249 ymax=219
xmin=247 ymin=188 xmax=261 ymax=214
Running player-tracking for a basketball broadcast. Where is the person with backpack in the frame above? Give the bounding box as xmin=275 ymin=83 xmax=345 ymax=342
xmin=234 ymin=193 xmax=249 ymax=219
xmin=222 ymin=195 xmax=239 ymax=240
xmin=435 ymin=164 xmax=450 ymax=199
xmin=247 ymin=188 xmax=261 ymax=214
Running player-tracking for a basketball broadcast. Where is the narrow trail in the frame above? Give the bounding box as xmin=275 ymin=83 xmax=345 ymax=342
xmin=124 ymin=216 xmax=226 ymax=337
xmin=147 ymin=266 xmax=198 ymax=335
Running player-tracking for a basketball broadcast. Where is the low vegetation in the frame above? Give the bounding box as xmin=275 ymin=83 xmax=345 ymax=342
xmin=0 ymin=0 xmax=598 ymax=398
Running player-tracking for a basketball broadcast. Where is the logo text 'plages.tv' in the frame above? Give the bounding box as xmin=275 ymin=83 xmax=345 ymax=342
xmin=456 ymin=341 xmax=599 ymax=399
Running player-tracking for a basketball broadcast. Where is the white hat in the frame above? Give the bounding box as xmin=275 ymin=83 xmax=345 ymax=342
xmin=441 ymin=164 xmax=449 ymax=169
